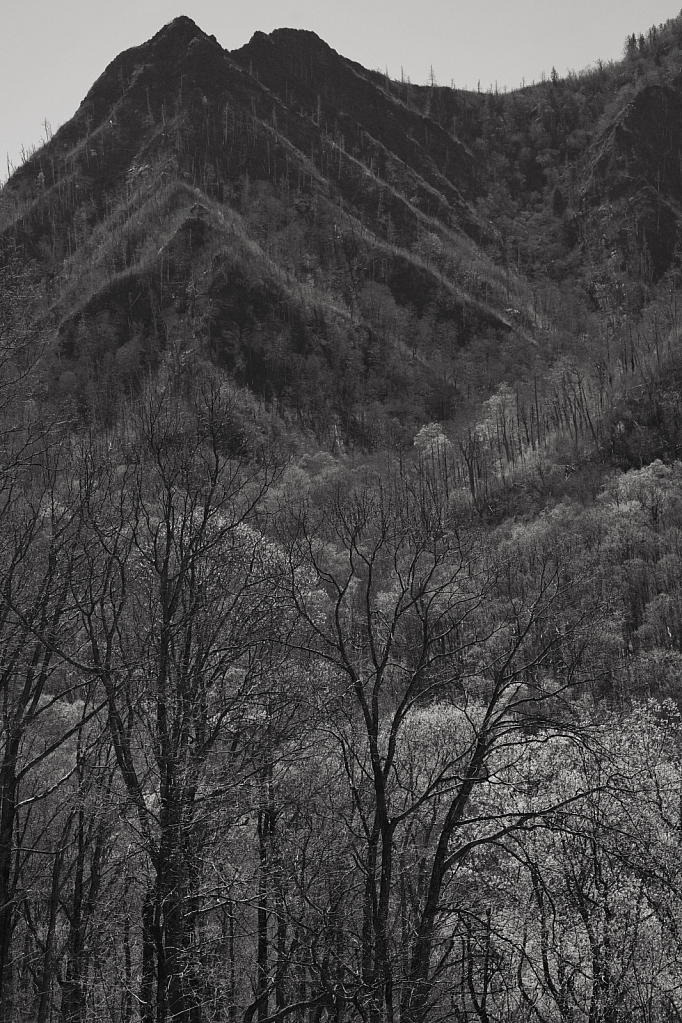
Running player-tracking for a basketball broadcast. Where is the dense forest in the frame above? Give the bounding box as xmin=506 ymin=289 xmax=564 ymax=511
xmin=3 ymin=11 xmax=682 ymax=1023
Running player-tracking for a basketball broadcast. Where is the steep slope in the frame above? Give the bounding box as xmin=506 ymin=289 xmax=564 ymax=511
xmin=0 ymin=17 xmax=538 ymax=442
xmin=585 ymin=77 xmax=682 ymax=279
xmin=2 ymin=14 xmax=682 ymax=454
xmin=230 ymin=28 xmax=476 ymax=214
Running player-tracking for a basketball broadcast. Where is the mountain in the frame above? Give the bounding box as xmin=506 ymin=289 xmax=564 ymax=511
xmin=2 ymin=14 xmax=682 ymax=459
xmin=7 ymin=24 xmax=682 ymax=1023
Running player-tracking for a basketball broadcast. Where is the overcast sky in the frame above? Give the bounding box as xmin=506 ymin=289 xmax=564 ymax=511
xmin=2 ymin=0 xmax=679 ymax=183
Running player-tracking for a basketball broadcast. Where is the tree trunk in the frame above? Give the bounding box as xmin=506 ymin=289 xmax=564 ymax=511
xmin=60 ymin=806 xmax=104 ymax=1023
xmin=0 ymin=740 xmax=21 ymax=1023
xmin=257 ymin=783 xmax=273 ymax=1023
xmin=140 ymin=887 xmax=156 ymax=1023
xmin=37 ymin=827 xmax=69 ymax=1023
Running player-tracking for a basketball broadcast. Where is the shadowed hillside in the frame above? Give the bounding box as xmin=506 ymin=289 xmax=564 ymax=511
xmin=2 ymin=14 xmax=682 ymax=459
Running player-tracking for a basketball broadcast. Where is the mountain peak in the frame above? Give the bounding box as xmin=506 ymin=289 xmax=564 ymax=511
xmin=154 ymin=15 xmax=204 ymax=45
xmin=239 ymin=26 xmax=333 ymax=60
xmin=267 ymin=27 xmax=327 ymax=45
xmin=146 ymin=15 xmax=223 ymax=58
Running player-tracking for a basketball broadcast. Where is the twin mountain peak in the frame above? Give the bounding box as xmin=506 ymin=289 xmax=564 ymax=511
xmin=2 ymin=12 xmax=681 ymax=449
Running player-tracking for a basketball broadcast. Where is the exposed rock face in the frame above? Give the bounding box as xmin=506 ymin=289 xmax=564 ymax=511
xmin=585 ymin=78 xmax=682 ymax=276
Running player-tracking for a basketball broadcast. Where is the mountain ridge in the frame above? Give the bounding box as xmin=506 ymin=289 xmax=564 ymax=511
xmin=2 ymin=13 xmax=682 ymax=458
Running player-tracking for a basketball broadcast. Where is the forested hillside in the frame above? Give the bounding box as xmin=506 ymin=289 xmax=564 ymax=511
xmin=3 ymin=12 xmax=682 ymax=1023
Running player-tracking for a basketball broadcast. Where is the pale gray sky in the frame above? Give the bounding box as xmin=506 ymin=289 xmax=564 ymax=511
xmin=2 ymin=0 xmax=679 ymax=183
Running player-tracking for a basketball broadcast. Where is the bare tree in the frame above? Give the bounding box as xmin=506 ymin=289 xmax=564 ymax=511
xmin=276 ymin=464 xmax=606 ymax=1023
xmin=72 ymin=380 xmax=289 ymax=1023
